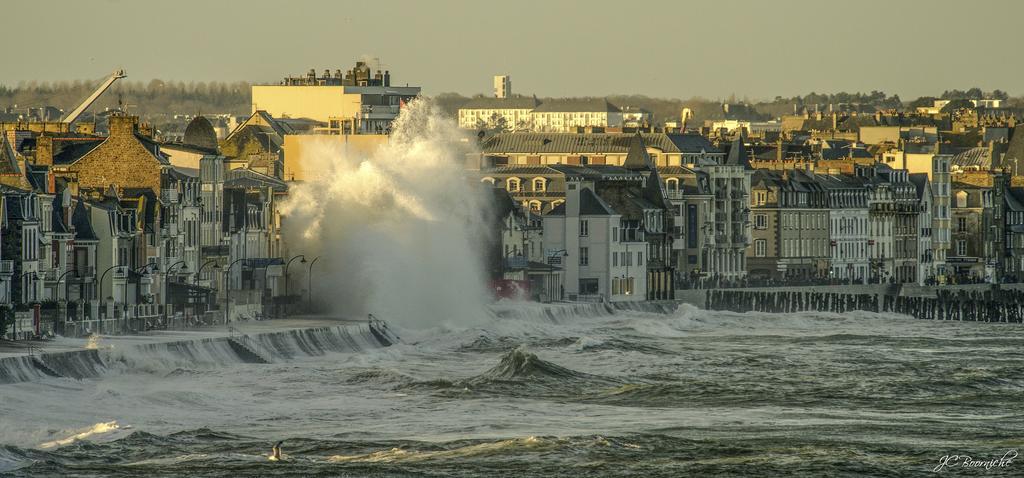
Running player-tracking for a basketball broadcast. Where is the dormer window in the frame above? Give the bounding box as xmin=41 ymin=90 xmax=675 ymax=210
xmin=532 ymin=177 xmax=546 ymax=192
xmin=507 ymin=177 xmax=521 ymax=192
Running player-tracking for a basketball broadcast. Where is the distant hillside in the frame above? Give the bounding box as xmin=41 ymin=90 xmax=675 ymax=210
xmin=0 ymin=79 xmax=251 ymax=119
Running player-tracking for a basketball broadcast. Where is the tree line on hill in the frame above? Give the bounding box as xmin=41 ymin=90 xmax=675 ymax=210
xmin=0 ymin=79 xmax=251 ymax=118
xmin=1 ymin=78 xmax=1020 ymax=127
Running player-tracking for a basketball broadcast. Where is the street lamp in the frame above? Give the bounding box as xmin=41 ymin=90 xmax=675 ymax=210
xmin=9 ymin=271 xmax=38 ymax=340
xmin=166 ymin=260 xmax=188 ymax=275
xmin=307 ymin=257 xmax=320 ymax=311
xmin=284 ymin=255 xmax=306 ymax=298
xmin=55 ymin=269 xmax=76 ymax=333
xmin=195 ymin=260 xmax=219 ymax=285
xmin=194 ymin=260 xmax=220 ymax=317
xmin=223 ymin=258 xmax=248 ymax=325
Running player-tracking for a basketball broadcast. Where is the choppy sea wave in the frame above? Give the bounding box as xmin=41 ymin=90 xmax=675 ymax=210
xmin=2 ymin=303 xmax=1024 ymax=476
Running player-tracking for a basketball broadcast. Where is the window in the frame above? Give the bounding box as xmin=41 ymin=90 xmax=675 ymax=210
xmin=958 ymin=217 xmax=967 ymax=232
xmin=613 ymin=253 xmax=618 ymax=267
xmin=956 ymin=191 xmax=967 ymax=208
xmin=579 ymin=247 xmax=589 ymax=266
xmin=580 ymin=220 xmax=589 ymax=237
xmin=612 ymin=227 xmax=618 ymax=242
xmin=532 ymin=177 xmax=546 ymax=192
xmin=637 ymin=252 xmax=643 ymax=265
xmin=506 ymin=178 xmax=521 ymax=192
xmin=579 ymin=278 xmax=599 ymax=294
xmin=755 ymin=214 xmax=768 ymax=229
xmin=755 ymin=191 xmax=767 ymax=205
xmin=956 ymin=240 xmax=967 ymax=256
xmin=755 ymin=239 xmax=767 ymax=257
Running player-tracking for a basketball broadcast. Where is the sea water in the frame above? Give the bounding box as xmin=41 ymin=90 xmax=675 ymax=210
xmin=1 ymin=304 xmax=1022 ymax=477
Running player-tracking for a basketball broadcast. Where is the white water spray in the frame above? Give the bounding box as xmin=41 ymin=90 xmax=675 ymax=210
xmin=281 ymin=100 xmax=491 ymax=328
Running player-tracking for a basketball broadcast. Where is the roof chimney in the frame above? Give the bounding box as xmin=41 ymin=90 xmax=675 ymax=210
xmin=36 ymin=135 xmax=53 ymax=166
xmin=108 ymin=115 xmax=137 ymax=138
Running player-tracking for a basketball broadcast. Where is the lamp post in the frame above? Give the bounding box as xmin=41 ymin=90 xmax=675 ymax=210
xmin=223 ymin=258 xmax=247 ymax=325
xmin=10 ymin=271 xmax=38 ymax=340
xmin=284 ymin=255 xmax=306 ymax=298
xmin=195 ymin=260 xmax=219 ymax=285
xmin=283 ymin=255 xmax=306 ymax=318
xmin=55 ymin=269 xmax=75 ymax=332
xmin=163 ymin=261 xmax=188 ymax=326
xmin=97 ymin=265 xmax=122 ymax=322
xmin=307 ymin=256 xmax=320 ymax=311
xmin=195 ymin=260 xmax=220 ymax=319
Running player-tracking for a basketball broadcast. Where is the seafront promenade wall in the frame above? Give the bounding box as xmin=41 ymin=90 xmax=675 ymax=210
xmin=674 ymin=283 xmax=1024 ymax=309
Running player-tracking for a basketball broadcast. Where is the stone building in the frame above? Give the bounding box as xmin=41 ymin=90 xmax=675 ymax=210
xmin=747 ymin=169 xmax=830 ymax=280
xmin=819 ymin=172 xmax=870 ymax=283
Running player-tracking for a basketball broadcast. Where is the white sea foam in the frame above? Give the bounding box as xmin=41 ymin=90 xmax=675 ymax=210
xmin=38 ymin=421 xmax=121 ymax=449
xmin=280 ymin=99 xmax=492 ymax=329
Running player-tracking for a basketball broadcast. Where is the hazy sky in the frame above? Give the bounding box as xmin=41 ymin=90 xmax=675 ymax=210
xmin=6 ymin=0 xmax=1021 ymax=100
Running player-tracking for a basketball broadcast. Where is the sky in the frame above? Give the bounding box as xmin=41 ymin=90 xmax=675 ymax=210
xmin=5 ymin=0 xmax=1022 ymax=101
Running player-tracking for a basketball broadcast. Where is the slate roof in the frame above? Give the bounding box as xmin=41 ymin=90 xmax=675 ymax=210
xmin=623 ymin=133 xmax=652 ymax=170
xmin=952 ymin=147 xmax=995 ymax=169
xmin=908 ymin=173 xmax=930 ymax=199
xmin=1004 ymin=125 xmax=1024 ymax=166
xmin=71 ymin=199 xmax=98 ymax=241
xmin=1006 ymin=187 xmax=1024 ymax=213
xmin=52 ymin=138 xmax=104 ymax=165
xmin=482 ymin=164 xmax=643 ymax=181
xmin=820 ymin=145 xmax=875 ymax=160
xmin=481 ymin=132 xmax=718 ymax=155
xmin=461 ymin=97 xmax=540 ymax=110
xmin=0 ymin=135 xmax=20 ymax=174
xmin=532 ymin=98 xmax=620 ymax=113
xmin=546 ymin=187 xmax=616 ymax=216
xmin=51 ymin=192 xmax=70 ymax=235
xmin=224 ymin=168 xmax=288 ymax=192
xmin=182 ymin=116 xmax=219 ymax=151
xmin=724 ymin=138 xmax=752 ymax=169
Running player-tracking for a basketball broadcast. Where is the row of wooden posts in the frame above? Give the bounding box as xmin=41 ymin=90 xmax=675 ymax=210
xmin=705 ymin=287 xmax=1024 ymax=323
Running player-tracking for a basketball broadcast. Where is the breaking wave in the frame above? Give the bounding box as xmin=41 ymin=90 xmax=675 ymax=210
xmin=0 ymin=323 xmax=398 ymax=385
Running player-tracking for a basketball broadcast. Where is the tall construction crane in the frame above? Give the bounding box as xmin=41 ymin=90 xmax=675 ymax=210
xmin=61 ymin=69 xmax=127 ymax=128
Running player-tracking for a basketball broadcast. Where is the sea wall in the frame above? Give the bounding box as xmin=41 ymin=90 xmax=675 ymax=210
xmin=0 ymin=322 xmax=398 ymax=386
xmin=675 ymin=283 xmax=1024 ymax=308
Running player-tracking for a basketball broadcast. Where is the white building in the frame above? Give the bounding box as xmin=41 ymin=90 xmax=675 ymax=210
xmin=531 ymin=99 xmax=623 ymax=133
xmin=931 ymin=154 xmax=952 ymax=281
xmin=820 ymin=173 xmax=870 ymax=283
xmin=457 ymin=97 xmax=539 ymax=131
xmin=910 ymin=173 xmax=935 ymax=285
xmin=543 ymin=180 xmax=646 ymax=302
xmin=494 ymin=75 xmax=511 ymax=99
xmin=691 ymin=139 xmax=753 ymax=281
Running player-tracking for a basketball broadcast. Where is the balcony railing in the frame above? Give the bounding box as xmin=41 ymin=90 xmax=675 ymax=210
xmin=666 ymin=190 xmax=684 ymax=200
xmin=0 ymin=260 xmax=12 ymax=275
xmin=161 ymin=188 xmax=179 ymax=204
xmin=505 ymin=256 xmax=528 ymax=269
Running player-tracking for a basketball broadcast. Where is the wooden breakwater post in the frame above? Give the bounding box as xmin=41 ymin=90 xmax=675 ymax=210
xmin=704 ymin=285 xmax=1024 ymax=323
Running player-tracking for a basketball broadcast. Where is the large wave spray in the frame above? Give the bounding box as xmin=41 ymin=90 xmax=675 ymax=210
xmin=281 ymin=100 xmax=491 ymax=327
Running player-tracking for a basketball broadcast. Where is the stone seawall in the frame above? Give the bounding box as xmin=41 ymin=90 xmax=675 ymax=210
xmin=675 ymin=283 xmax=1024 ymax=309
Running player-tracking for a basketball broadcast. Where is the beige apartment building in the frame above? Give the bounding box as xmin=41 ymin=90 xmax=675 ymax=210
xmin=251 ymin=62 xmax=420 ymax=134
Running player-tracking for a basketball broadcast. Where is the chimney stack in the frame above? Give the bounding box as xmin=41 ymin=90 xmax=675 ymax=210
xmin=108 ymin=115 xmax=137 ymax=138
xmin=35 ymin=135 xmax=53 ymax=166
